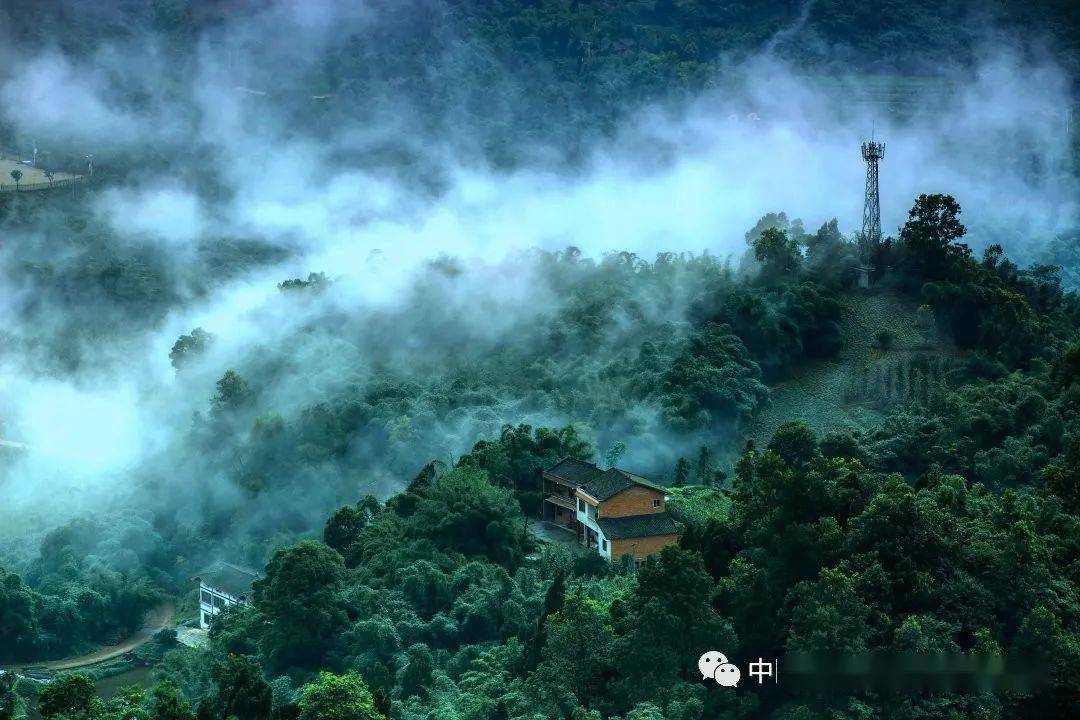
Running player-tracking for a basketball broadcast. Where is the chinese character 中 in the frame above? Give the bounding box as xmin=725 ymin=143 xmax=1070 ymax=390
xmin=748 ymin=658 xmax=778 ymax=684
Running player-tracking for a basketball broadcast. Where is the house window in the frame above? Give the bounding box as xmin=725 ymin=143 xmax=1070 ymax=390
xmin=201 ymin=590 xmax=213 ymax=605
xmin=653 ymin=498 xmax=661 ymax=508
xmin=588 ymin=504 xmax=597 ymax=519
xmin=601 ymin=539 xmax=607 ymax=552
xmin=577 ymin=498 xmax=584 ymax=513
xmin=212 ymin=594 xmax=227 ymax=609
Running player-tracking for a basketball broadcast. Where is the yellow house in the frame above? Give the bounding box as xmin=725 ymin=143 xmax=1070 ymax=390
xmin=541 ymin=458 xmax=678 ymax=563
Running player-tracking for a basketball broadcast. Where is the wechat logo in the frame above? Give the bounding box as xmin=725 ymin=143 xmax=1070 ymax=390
xmin=698 ymin=651 xmax=741 ymax=687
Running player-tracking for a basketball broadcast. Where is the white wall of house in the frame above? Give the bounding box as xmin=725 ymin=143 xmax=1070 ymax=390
xmin=199 ymin=583 xmax=247 ymax=629
xmin=597 ymin=527 xmax=611 ymax=560
xmin=575 ymin=496 xmax=611 ymax=560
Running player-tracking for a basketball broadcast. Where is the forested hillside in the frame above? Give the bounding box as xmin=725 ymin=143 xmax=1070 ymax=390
xmin=2 ymin=0 xmax=1078 ymax=169
xmin=3 ymin=192 xmax=1079 ymax=718
xmin=0 ymin=1 xmax=1078 ymax=719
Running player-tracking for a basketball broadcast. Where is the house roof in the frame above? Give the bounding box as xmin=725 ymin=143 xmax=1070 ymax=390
xmin=580 ymin=468 xmax=666 ymax=502
xmin=193 ymin=561 xmax=262 ymax=599
xmin=598 ymin=512 xmax=678 ymax=540
xmin=545 ymin=457 xmax=602 ymax=486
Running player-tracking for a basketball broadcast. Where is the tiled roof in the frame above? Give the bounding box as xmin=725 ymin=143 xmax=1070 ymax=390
xmin=581 ymin=468 xmax=666 ymax=501
xmin=545 ymin=457 xmax=602 ymax=486
xmin=598 ymin=512 xmax=678 ymax=540
xmin=194 ymin=561 xmax=262 ymax=599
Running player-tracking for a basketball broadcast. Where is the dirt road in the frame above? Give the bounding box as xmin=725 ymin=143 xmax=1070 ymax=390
xmin=1 ymin=602 xmax=175 ymax=672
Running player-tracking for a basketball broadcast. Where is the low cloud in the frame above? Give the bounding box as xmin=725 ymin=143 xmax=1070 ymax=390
xmin=0 ymin=0 xmax=1075 ymax=555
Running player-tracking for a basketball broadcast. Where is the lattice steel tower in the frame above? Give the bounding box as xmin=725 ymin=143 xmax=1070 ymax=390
xmin=860 ymin=140 xmax=885 ymax=254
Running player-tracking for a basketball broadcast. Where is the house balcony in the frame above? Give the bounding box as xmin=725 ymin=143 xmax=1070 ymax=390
xmin=546 ymin=494 xmax=575 ymax=511
xmin=541 ymin=493 xmax=578 ymax=529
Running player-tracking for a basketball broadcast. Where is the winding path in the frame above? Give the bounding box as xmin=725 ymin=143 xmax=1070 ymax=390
xmin=1 ymin=602 xmax=175 ymax=673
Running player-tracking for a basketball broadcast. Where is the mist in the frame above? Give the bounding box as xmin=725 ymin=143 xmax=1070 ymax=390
xmin=0 ymin=0 xmax=1076 ymax=569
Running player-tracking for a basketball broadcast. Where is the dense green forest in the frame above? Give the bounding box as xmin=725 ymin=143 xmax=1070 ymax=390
xmin=2 ymin=0 xmax=1078 ymax=170
xmin=1 ymin=0 xmax=1080 ymax=719
xmin=3 ymin=194 xmax=1080 ymax=718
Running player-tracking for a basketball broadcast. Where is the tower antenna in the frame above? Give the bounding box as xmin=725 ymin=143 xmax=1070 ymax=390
xmin=860 ymin=137 xmax=885 ymax=257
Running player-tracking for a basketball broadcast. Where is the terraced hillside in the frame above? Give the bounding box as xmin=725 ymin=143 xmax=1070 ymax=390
xmin=749 ymin=287 xmax=959 ymax=446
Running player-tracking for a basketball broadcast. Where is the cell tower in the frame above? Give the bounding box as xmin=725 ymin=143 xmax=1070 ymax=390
xmin=860 ymin=139 xmax=885 ymax=254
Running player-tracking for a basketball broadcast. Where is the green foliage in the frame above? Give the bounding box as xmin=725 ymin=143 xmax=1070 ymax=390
xmin=895 ymin=193 xmax=971 ymax=283
xmin=537 ymin=594 xmax=614 ymax=706
xmin=39 ymin=674 xmax=95 ymax=719
xmin=323 ymin=497 xmax=381 ymax=556
xmin=396 ymin=644 xmax=434 ymax=701
xmin=751 ymin=227 xmax=802 ymax=281
xmin=278 ymin=273 xmax=331 ymax=294
xmin=457 ymin=423 xmax=593 ymax=511
xmin=672 ymin=457 xmax=690 ymax=487
xmin=255 ymin=541 xmax=347 ymax=671
xmin=603 ymin=441 xmax=627 ymax=470
xmin=207 ymin=654 xmax=272 ymax=720
xmin=767 ymin=421 xmax=819 ymax=468
xmin=0 ymin=514 xmax=164 ymax=662
xmin=788 ymin=566 xmax=874 ymax=652
xmin=661 ymin=323 xmax=769 ymax=428
xmin=169 ymin=328 xmax=214 ymax=370
xmin=0 ymin=672 xmax=15 ymax=720
xmin=148 ymin=680 xmax=195 ymax=720
xmin=612 ymin=547 xmax=736 ymax=707
xmin=1044 ymin=437 xmax=1080 ymax=514
xmin=211 ymin=370 xmax=253 ymax=416
xmin=401 ymin=466 xmax=528 ymax=568
xmin=297 ymin=672 xmax=382 ymax=720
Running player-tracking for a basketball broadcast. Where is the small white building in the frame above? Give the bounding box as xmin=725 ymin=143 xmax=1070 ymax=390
xmin=192 ymin=561 xmax=261 ymax=629
xmin=855 ymin=263 xmax=875 ymax=289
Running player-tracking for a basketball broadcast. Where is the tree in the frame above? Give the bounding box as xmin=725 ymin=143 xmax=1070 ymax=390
xmin=751 ymin=227 xmax=801 ymax=280
xmin=297 ymin=672 xmax=383 ymax=720
xmin=170 ymin=328 xmax=214 ymax=370
xmin=457 ymin=423 xmax=593 ymax=500
xmin=543 ymin=569 xmax=566 ymax=618
xmin=255 ymin=541 xmax=347 ymax=670
xmin=538 ymin=594 xmax=615 ymax=705
xmin=396 ymin=644 xmax=433 ymax=700
xmin=278 ymin=272 xmax=331 ymax=293
xmin=1044 ymin=438 xmax=1080 ymax=514
xmin=0 ymin=569 xmax=39 ymax=660
xmin=210 ymin=654 xmax=272 ymax=720
xmin=661 ymin=323 xmax=769 ymax=428
xmin=149 ymin=679 xmax=195 ymax=720
xmin=614 ymin=547 xmax=735 ymax=703
xmin=897 ymin=193 xmax=970 ymax=282
xmin=787 ymin=567 xmax=875 ymax=652
xmin=527 ymin=569 xmax=567 ymax=671
xmin=694 ymin=446 xmax=713 ymax=485
xmin=323 ymin=496 xmax=380 ymax=555
xmin=623 ymin=703 xmax=665 ymax=720
xmin=39 ymin=674 xmax=95 ymax=719
xmin=0 ymin=672 xmax=16 ymax=720
xmin=9 ymin=169 xmax=21 ymax=190
xmin=408 ymin=467 xmax=528 ymax=567
xmin=767 ymin=421 xmax=819 ymax=468
xmin=211 ymin=369 xmax=252 ymax=414
xmin=672 ymin=457 xmax=690 ymax=487
xmin=1052 ymin=343 xmax=1080 ymax=390
xmin=604 ymin=441 xmax=627 ymax=469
